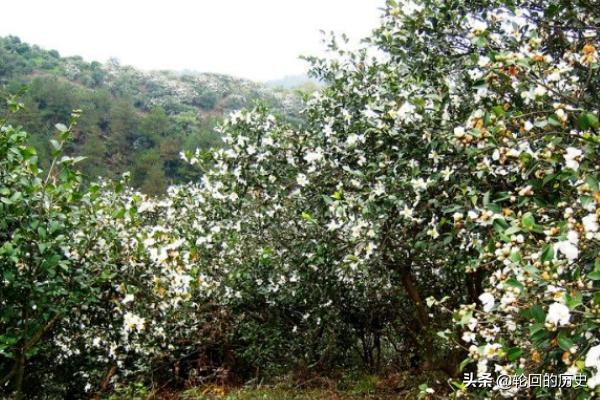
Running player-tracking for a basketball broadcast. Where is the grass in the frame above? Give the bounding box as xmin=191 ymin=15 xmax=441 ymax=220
xmin=107 ymin=371 xmax=445 ymax=399
xmin=179 ymin=386 xmax=411 ymax=400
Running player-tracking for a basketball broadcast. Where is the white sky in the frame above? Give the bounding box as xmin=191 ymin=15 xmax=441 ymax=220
xmin=0 ymin=1 xmax=382 ymax=82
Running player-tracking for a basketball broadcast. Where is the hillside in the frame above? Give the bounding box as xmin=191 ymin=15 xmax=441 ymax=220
xmin=0 ymin=35 xmax=305 ymax=193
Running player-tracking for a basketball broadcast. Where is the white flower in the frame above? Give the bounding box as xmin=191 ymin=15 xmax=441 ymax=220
xmin=411 ymin=178 xmax=428 ymax=191
xmin=304 ymin=148 xmax=324 ymax=164
xmin=138 ymin=200 xmax=155 ymax=213
xmin=587 ymin=347 xmax=600 ymax=389
xmin=400 ymin=205 xmax=414 ymax=219
xmin=470 ymin=20 xmax=488 ymax=34
xmin=564 ymin=147 xmax=583 ymax=170
xmin=524 ymin=120 xmax=534 ymax=131
xmin=397 ymin=101 xmax=417 ymax=122
xmin=365 ymin=241 xmax=377 ymax=257
xmin=372 ymin=182 xmax=386 ymax=196
xmin=122 ymin=294 xmax=135 ymax=304
xmin=462 ymin=331 xmax=476 ymax=343
xmin=546 ymin=302 xmax=570 ymax=326
xmin=582 ymin=214 xmax=599 ymax=234
xmin=401 ymin=0 xmax=424 ymax=17
xmin=441 ymin=167 xmax=453 ymax=181
xmin=588 ymin=373 xmax=600 ymax=389
xmin=567 ymin=229 xmax=579 ymax=243
xmin=482 ymin=343 xmax=502 ymax=359
xmin=479 ymin=292 xmax=495 ymax=312
xmin=427 ymin=226 xmax=439 ymax=239
xmin=555 ymin=108 xmax=567 ymax=122
xmin=555 ymin=230 xmax=579 ymax=261
xmin=296 ymin=173 xmax=309 ymax=187
xmin=468 ymin=318 xmax=478 ymax=331
xmin=346 ymin=133 xmax=360 ymax=147
xmin=123 ymin=312 xmax=145 ymax=333
xmin=454 ymin=126 xmax=466 ymax=138
xmin=534 ymin=85 xmax=547 ymax=97
xmin=478 ymin=55 xmax=490 ymax=67
xmin=586 ymin=345 xmax=600 ymax=369
xmin=555 ymin=241 xmax=577 ymax=260
xmin=326 ymin=219 xmax=342 ymax=231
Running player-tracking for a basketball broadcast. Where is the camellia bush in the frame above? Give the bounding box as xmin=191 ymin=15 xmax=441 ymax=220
xmin=1 ymin=0 xmax=599 ymax=399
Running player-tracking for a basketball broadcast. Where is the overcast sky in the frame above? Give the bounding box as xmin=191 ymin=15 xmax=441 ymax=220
xmin=0 ymin=1 xmax=382 ymax=82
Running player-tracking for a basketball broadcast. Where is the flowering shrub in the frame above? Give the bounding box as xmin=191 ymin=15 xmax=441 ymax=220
xmin=1 ymin=0 xmax=599 ymax=398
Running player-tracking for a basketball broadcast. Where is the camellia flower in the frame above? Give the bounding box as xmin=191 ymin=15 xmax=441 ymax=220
xmin=555 ymin=108 xmax=567 ymax=122
xmin=555 ymin=230 xmax=579 ymax=262
xmin=453 ymin=126 xmax=465 ymax=137
xmin=400 ymin=205 xmax=414 ymax=219
xmin=397 ymin=101 xmax=417 ymax=122
xmin=427 ymin=226 xmax=439 ymax=239
xmin=296 ymin=173 xmax=309 ymax=187
xmin=479 ymin=292 xmax=495 ymax=312
xmin=462 ymin=331 xmax=476 ymax=343
xmin=482 ymin=343 xmax=502 ymax=359
xmin=122 ymin=294 xmax=134 ymax=304
xmin=411 ymin=178 xmax=428 ymax=192
xmin=585 ymin=345 xmax=600 ymax=388
xmin=470 ymin=20 xmax=488 ymax=35
xmin=400 ymin=0 xmax=423 ymax=16
xmin=564 ymin=147 xmax=583 ymax=170
xmin=546 ymin=302 xmax=571 ymax=326
xmin=585 ymin=345 xmax=600 ymax=369
xmin=588 ymin=374 xmax=600 ymax=389
xmin=582 ymin=214 xmax=599 ymax=234
xmin=303 ymin=147 xmax=324 ymax=164
xmin=123 ymin=312 xmax=145 ymax=333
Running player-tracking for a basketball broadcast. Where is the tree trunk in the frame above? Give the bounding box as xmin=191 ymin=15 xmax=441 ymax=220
xmin=400 ymin=268 xmax=429 ymax=328
xmin=398 ymin=264 xmax=434 ymax=367
xmin=14 ymin=348 xmax=25 ymax=400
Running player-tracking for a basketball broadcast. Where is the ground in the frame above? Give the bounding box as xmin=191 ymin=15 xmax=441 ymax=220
xmin=107 ymin=371 xmax=447 ymax=399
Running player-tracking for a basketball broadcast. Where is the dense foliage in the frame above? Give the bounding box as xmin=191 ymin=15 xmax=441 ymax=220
xmin=0 ymin=36 xmax=304 ymax=194
xmin=1 ymin=0 xmax=600 ymax=398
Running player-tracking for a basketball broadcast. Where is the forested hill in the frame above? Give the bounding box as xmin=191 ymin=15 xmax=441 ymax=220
xmin=0 ymin=35 xmax=305 ymax=193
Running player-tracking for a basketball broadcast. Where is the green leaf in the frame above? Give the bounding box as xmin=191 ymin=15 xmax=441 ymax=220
xmin=50 ymin=139 xmax=61 ymax=151
xmin=578 ymin=112 xmax=599 ymax=130
xmin=521 ymin=212 xmax=535 ymax=230
xmin=493 ymin=218 xmax=509 ymax=232
xmin=507 ymin=347 xmax=523 ymax=361
xmin=505 ymin=225 xmax=521 ymax=235
xmin=505 ymin=278 xmax=524 ymax=291
xmin=526 ymin=305 xmax=546 ymax=323
xmin=529 ymin=323 xmax=545 ymax=335
xmin=541 ymin=244 xmax=554 ymax=263
xmin=566 ymin=290 xmax=582 ymax=309
xmin=557 ymin=331 xmax=574 ymax=351
xmin=492 ymin=105 xmax=505 ymax=118
xmin=586 ymin=176 xmax=599 ymax=193
xmin=458 ymin=357 xmax=473 ymax=372
xmin=548 ymin=115 xmax=562 ymax=127
xmin=588 ymin=271 xmax=600 ymax=280
xmin=301 ymin=211 xmax=315 ymax=224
